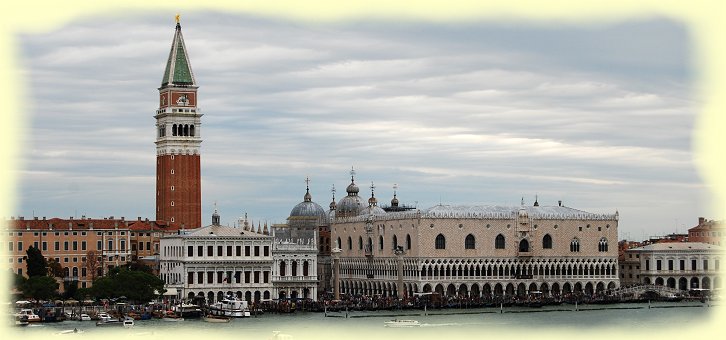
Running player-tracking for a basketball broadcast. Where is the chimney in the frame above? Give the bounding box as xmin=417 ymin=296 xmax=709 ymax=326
xmin=699 ymin=217 xmax=705 ymax=225
xmin=34 ymin=217 xmax=38 ymax=220
xmin=19 ymin=216 xmax=24 ymax=220
xmin=558 ymin=200 xmax=562 ymax=207
xmin=42 ymin=217 xmax=46 ymax=220
xmin=121 ymin=217 xmax=125 ymax=221
xmin=138 ymin=217 xmax=142 ymax=221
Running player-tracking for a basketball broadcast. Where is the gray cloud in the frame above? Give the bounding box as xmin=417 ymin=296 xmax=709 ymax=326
xmin=14 ymin=12 xmax=706 ymax=237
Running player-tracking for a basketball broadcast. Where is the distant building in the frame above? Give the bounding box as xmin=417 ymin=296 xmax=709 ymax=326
xmin=2 ymin=216 xmax=167 ymax=291
xmin=331 ymin=171 xmax=620 ymax=298
xmin=625 ymin=242 xmax=723 ymax=290
xmin=159 ymin=210 xmax=274 ymax=303
xmin=271 ymin=182 xmax=327 ymax=300
xmin=688 ymin=217 xmax=724 ymax=246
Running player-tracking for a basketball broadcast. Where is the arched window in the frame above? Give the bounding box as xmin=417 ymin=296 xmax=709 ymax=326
xmin=190 ymin=125 xmax=195 ymax=137
xmin=280 ymin=261 xmax=286 ymax=276
xmin=543 ymin=234 xmax=553 ymax=249
xmin=183 ymin=124 xmax=189 ymax=136
xmin=435 ymin=234 xmax=446 ymax=249
xmin=367 ymin=237 xmax=373 ymax=252
xmin=495 ymin=234 xmax=505 ymax=249
xmin=393 ymin=235 xmax=398 ymax=250
xmin=303 ymin=261 xmax=309 ymax=276
xmin=570 ymin=238 xmax=580 ymax=252
xmin=519 ymin=239 xmax=529 ymax=252
xmin=291 ymin=261 xmax=298 ymax=276
xmin=465 ymin=234 xmax=475 ymax=249
xmin=406 ymin=234 xmax=411 ymax=250
xmin=379 ymin=235 xmax=384 ymax=250
xmin=359 ymin=236 xmax=363 ymax=250
xmin=172 ymin=124 xmax=177 ymax=136
xmin=598 ymin=237 xmax=608 ymax=252
xmin=347 ymin=237 xmax=352 ymax=250
xmin=337 ymin=237 xmax=341 ymax=249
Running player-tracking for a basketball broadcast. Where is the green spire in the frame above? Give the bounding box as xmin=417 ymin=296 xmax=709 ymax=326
xmin=161 ymin=22 xmax=196 ymax=87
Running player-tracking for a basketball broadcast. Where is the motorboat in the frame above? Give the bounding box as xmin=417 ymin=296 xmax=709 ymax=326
xmin=79 ymin=314 xmax=92 ymax=321
xmin=208 ymin=296 xmax=251 ymax=318
xmin=172 ymin=303 xmax=203 ymax=318
xmin=14 ymin=309 xmax=41 ymax=323
xmin=96 ymin=316 xmax=134 ymax=328
xmin=96 ymin=312 xmax=112 ymax=322
xmin=384 ymin=319 xmax=421 ymax=327
xmin=203 ymin=314 xmax=231 ymax=323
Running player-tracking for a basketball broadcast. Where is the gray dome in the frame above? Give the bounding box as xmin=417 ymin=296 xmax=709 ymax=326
xmin=337 ymin=195 xmax=366 ymax=217
xmin=359 ymin=205 xmax=386 ymax=216
xmin=289 ymin=188 xmax=328 ymax=223
xmin=290 ymin=200 xmax=327 ymax=219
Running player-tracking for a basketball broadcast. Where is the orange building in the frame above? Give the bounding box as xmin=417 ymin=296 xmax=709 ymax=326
xmin=2 ymin=216 xmax=171 ymax=290
xmin=688 ymin=217 xmax=724 ymax=246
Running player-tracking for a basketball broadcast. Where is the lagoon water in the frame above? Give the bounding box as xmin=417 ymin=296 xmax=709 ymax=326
xmin=12 ymin=301 xmax=720 ymax=340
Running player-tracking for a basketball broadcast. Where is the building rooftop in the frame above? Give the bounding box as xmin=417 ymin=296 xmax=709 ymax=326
xmin=630 ymin=242 xmax=723 ymax=252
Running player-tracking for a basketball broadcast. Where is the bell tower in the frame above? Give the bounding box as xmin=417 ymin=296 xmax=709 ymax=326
xmin=155 ymin=16 xmax=202 ymax=229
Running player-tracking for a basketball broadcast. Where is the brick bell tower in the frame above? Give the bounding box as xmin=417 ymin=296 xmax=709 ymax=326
xmin=155 ymin=16 xmax=202 ymax=229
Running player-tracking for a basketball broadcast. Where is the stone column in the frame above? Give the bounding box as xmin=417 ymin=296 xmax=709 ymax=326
xmin=394 ymin=247 xmax=405 ymax=299
xmin=331 ymin=247 xmax=341 ymax=300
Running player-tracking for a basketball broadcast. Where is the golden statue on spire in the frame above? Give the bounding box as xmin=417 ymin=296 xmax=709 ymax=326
xmin=175 ymin=14 xmax=180 ymax=24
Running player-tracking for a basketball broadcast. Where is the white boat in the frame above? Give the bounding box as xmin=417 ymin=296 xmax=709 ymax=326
xmin=208 ymin=296 xmax=251 ymax=318
xmin=384 ymin=319 xmax=420 ymax=327
xmin=14 ymin=309 xmax=41 ymax=323
xmin=172 ymin=303 xmax=203 ymax=318
xmin=96 ymin=316 xmax=134 ymax=328
xmin=79 ymin=314 xmax=92 ymax=321
xmin=96 ymin=312 xmax=112 ymax=322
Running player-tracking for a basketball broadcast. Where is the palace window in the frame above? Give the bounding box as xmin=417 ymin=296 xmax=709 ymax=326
xmin=406 ymin=234 xmax=411 ymax=250
xmin=598 ymin=238 xmax=608 ymax=252
xmin=392 ymin=235 xmax=398 ymax=250
xmin=569 ymin=239 xmax=580 ymax=252
xmin=347 ymin=237 xmax=352 ymax=250
xmin=542 ymin=234 xmax=553 ymax=249
xmin=379 ymin=236 xmax=384 ymax=250
xmin=465 ymin=234 xmax=475 ymax=249
xmin=495 ymin=234 xmax=505 ymax=249
xmin=435 ymin=234 xmax=446 ymax=250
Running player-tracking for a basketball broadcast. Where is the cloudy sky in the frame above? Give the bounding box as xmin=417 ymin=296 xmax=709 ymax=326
xmin=13 ymin=11 xmax=707 ymax=239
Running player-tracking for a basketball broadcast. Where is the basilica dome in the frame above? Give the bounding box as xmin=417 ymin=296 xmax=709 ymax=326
xmin=289 ymin=187 xmax=328 ymax=223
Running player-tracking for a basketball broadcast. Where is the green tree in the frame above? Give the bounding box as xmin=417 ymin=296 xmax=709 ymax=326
xmin=11 ymin=271 xmax=27 ymax=290
xmin=127 ymin=260 xmax=153 ymax=274
xmin=26 ymin=246 xmax=47 ymax=277
xmin=63 ymin=280 xmax=78 ymax=299
xmin=47 ymin=258 xmax=65 ymax=278
xmin=91 ymin=268 xmax=164 ymax=303
xmin=22 ymin=276 xmax=59 ymax=300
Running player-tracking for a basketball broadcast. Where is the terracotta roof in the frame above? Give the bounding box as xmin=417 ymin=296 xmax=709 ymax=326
xmin=3 ymin=217 xmax=168 ymax=231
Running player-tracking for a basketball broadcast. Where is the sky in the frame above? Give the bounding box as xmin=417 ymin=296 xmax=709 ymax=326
xmin=12 ymin=11 xmax=708 ymax=240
